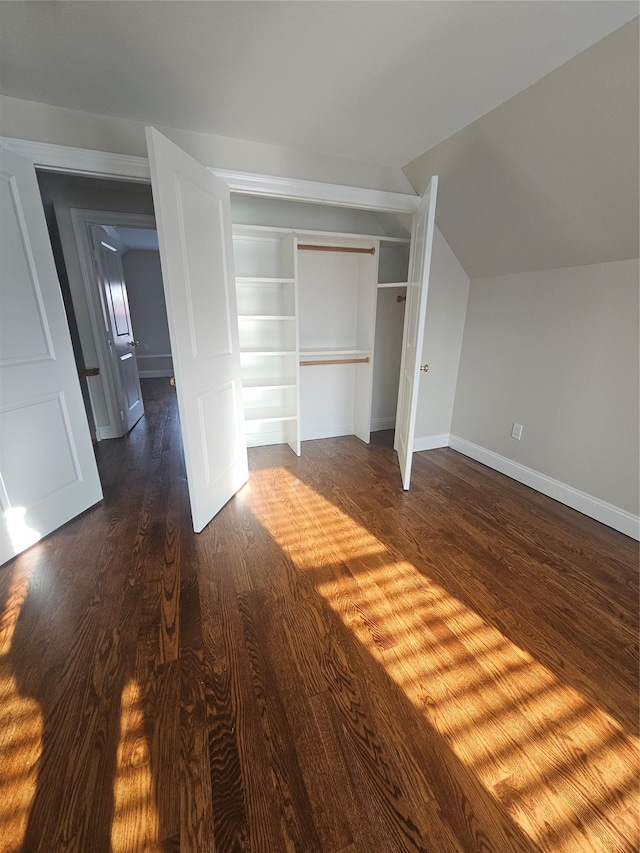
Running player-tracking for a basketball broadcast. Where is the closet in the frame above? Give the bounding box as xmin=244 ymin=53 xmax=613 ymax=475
xmin=233 ymin=228 xmax=300 ymax=453
xmin=232 ymin=212 xmax=411 ymax=454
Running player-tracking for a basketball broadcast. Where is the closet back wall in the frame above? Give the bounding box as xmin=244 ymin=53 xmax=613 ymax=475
xmin=298 ymin=246 xmax=376 ymax=441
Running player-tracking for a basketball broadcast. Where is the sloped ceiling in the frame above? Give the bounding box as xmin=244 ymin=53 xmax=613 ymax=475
xmin=403 ymin=19 xmax=640 ymax=278
xmin=0 ymin=1 xmax=636 ymax=166
xmin=1 ymin=3 xmax=637 ymax=277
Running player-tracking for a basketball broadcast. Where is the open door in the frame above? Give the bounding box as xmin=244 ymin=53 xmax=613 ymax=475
xmin=0 ymin=146 xmax=103 ymax=565
xmin=91 ymin=226 xmax=144 ymax=434
xmin=394 ymin=176 xmax=438 ymax=489
xmin=146 ymin=128 xmax=248 ymax=533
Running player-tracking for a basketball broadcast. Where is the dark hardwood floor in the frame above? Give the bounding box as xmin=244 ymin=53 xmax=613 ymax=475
xmin=1 ymin=378 xmax=638 ymax=852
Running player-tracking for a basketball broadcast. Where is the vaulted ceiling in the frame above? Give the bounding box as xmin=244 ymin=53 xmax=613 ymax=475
xmin=1 ymin=1 xmax=637 ymax=276
xmin=0 ymin=1 xmax=636 ymax=166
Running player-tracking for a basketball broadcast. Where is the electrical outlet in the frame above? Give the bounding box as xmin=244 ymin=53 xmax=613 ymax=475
xmin=511 ymin=422 xmax=523 ymax=440
xmin=144 ymin=343 xmax=149 ymax=351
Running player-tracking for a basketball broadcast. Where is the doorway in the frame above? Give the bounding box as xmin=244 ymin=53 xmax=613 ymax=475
xmin=36 ymin=171 xmax=173 ymax=442
xmin=74 ymin=215 xmax=174 ymax=440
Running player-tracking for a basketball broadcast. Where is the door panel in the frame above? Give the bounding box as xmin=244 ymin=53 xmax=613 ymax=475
xmin=146 ymin=128 xmax=247 ymax=533
xmin=91 ymin=228 xmax=144 ymax=433
xmin=0 ymin=146 xmax=102 ymax=565
xmin=394 ymin=176 xmax=438 ymax=489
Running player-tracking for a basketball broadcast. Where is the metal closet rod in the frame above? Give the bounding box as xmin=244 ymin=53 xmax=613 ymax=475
xmin=297 ymin=244 xmax=376 ymax=256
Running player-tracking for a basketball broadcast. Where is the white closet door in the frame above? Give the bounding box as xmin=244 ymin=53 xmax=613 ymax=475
xmin=0 ymin=146 xmax=102 ymax=565
xmin=146 ymin=128 xmax=248 ymax=533
xmin=394 ymin=176 xmax=438 ymax=489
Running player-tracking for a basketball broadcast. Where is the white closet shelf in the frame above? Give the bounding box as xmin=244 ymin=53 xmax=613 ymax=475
xmin=240 ymin=348 xmax=298 ymax=356
xmin=243 ymin=407 xmax=297 ymax=424
xmin=237 ymin=314 xmax=295 ymax=320
xmin=377 ymin=281 xmax=409 ymax=289
xmin=236 ymin=277 xmax=296 ymax=285
xmin=241 ymin=378 xmax=297 ymax=390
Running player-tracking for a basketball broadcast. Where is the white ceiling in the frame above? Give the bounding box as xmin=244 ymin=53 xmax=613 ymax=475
xmin=0 ymin=1 xmax=637 ymax=167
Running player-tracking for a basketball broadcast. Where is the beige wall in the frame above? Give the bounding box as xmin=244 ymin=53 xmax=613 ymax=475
xmin=451 ymin=259 xmax=640 ymax=514
xmin=0 ymin=94 xmax=414 ymax=194
xmin=402 ymin=20 xmax=639 ymax=278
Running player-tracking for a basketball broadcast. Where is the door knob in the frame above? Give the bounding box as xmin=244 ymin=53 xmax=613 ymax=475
xmin=128 ymin=340 xmax=139 ymax=347
xmin=420 ymin=364 xmax=429 ymax=373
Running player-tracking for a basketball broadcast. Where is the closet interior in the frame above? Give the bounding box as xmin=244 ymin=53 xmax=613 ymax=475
xmin=230 ymin=197 xmax=412 ymax=454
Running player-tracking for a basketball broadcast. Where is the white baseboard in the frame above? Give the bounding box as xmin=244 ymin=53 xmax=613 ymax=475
xmin=449 ymin=435 xmax=640 ymax=540
xmin=95 ymin=425 xmax=121 ymax=440
xmin=413 ymin=433 xmax=450 ymax=452
xmin=300 ymin=423 xmax=354 ymax=442
xmin=245 ymin=430 xmax=287 ymax=448
xmin=371 ymin=417 xmax=396 ymax=432
xmin=139 ymin=369 xmax=174 ymax=378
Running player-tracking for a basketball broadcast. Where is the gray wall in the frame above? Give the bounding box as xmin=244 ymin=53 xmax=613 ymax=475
xmin=451 ymin=258 xmax=639 ymax=515
xmin=122 ymin=250 xmax=173 ymax=377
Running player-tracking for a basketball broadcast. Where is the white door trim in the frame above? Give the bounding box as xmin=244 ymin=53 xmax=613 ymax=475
xmin=0 ymin=137 xmax=151 ymax=182
xmin=70 ymin=208 xmax=156 ymax=439
xmin=210 ymin=168 xmax=420 ymax=214
xmin=0 ymin=136 xmax=420 ymax=213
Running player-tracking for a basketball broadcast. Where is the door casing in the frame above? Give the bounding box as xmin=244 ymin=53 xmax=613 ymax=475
xmin=70 ymin=209 xmax=157 ymax=439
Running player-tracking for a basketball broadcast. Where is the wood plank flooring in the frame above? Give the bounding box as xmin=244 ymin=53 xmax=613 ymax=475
xmin=0 ymin=378 xmax=638 ymax=852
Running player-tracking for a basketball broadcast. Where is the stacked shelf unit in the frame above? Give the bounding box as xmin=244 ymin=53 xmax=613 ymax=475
xmin=233 ymin=225 xmax=411 ymax=453
xmin=233 ymin=227 xmax=300 ymax=454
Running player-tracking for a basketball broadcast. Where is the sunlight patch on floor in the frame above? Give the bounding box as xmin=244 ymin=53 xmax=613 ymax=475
xmin=0 ymin=563 xmax=42 ymax=851
xmin=111 ymin=679 xmax=159 ymax=852
xmin=0 ymin=669 xmax=42 ymax=849
xmin=248 ymin=465 xmax=639 ymax=852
